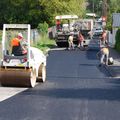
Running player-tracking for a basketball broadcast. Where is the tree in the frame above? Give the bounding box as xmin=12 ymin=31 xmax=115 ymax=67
xmin=40 ymin=0 xmax=86 ymax=20
xmin=0 ymin=0 xmax=87 ymax=29
xmin=106 ymin=0 xmax=120 ymax=30
xmin=87 ymin=0 xmax=102 ymax=17
xmin=115 ymin=28 xmax=120 ymax=52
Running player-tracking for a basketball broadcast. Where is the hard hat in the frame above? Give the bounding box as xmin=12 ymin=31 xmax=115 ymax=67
xmin=18 ymin=33 xmax=23 ymax=38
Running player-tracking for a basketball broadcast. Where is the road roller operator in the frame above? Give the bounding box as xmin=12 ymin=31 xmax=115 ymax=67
xmin=11 ymin=33 xmax=27 ymax=56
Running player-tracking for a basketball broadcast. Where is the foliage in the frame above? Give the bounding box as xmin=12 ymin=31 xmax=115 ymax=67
xmin=0 ymin=0 xmax=86 ymax=29
xmin=33 ymin=34 xmax=56 ymax=54
xmin=87 ymin=0 xmax=102 ymax=17
xmin=115 ymin=28 xmax=120 ymax=52
xmin=37 ymin=22 xmax=48 ymax=35
xmin=109 ymin=0 xmax=120 ymax=13
xmin=40 ymin=0 xmax=86 ymax=17
xmin=0 ymin=30 xmax=2 ymax=42
xmin=106 ymin=0 xmax=120 ymax=30
xmin=87 ymin=0 xmax=120 ymax=31
xmin=67 ymin=0 xmax=86 ymax=18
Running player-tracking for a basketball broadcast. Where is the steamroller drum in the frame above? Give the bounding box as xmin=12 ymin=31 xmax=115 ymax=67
xmin=37 ymin=64 xmax=46 ymax=82
xmin=0 ymin=68 xmax=37 ymax=87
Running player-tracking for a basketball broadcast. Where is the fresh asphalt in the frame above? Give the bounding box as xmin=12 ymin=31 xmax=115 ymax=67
xmin=0 ymin=48 xmax=120 ymax=120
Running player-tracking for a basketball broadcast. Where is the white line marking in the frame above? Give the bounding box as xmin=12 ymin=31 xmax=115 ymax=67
xmin=0 ymin=87 xmax=28 ymax=102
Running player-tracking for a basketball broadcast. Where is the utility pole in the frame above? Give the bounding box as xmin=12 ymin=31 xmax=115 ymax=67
xmin=92 ymin=1 xmax=94 ymax=13
xmin=101 ymin=0 xmax=108 ymax=28
xmin=102 ymin=0 xmax=108 ymax=17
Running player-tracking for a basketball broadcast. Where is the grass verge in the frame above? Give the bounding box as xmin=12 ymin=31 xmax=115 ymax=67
xmin=33 ymin=35 xmax=56 ymax=54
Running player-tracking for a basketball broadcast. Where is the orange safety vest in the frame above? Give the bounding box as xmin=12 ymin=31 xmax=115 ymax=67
xmin=11 ymin=38 xmax=20 ymax=46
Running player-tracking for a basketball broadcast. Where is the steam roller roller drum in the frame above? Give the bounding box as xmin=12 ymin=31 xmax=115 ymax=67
xmin=37 ymin=64 xmax=46 ymax=82
xmin=0 ymin=68 xmax=37 ymax=87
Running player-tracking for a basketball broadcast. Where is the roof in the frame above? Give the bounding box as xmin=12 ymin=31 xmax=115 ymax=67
xmin=55 ymin=15 xmax=78 ymax=20
xmin=112 ymin=13 xmax=120 ymax=27
xmin=86 ymin=13 xmax=96 ymax=17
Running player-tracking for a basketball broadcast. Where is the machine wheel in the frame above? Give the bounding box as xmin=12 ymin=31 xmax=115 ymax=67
xmin=30 ymin=68 xmax=37 ymax=87
xmin=0 ymin=68 xmax=37 ymax=88
xmin=37 ymin=64 xmax=46 ymax=82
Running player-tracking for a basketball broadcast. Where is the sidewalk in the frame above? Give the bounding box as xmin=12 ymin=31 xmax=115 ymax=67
xmin=105 ymin=47 xmax=120 ymax=77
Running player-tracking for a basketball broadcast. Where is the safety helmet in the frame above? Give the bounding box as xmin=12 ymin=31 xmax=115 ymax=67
xmin=18 ymin=33 xmax=23 ymax=38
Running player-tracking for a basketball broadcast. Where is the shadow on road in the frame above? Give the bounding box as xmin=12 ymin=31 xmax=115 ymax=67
xmin=16 ymin=85 xmax=120 ymax=101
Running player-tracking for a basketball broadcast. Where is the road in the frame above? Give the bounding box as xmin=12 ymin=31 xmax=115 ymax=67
xmin=0 ymin=48 xmax=120 ymax=120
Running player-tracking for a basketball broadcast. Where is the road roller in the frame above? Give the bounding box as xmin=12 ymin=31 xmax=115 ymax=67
xmin=0 ymin=24 xmax=46 ymax=87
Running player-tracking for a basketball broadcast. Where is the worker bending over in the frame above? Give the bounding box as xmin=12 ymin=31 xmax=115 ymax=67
xmin=97 ymin=46 xmax=109 ymax=67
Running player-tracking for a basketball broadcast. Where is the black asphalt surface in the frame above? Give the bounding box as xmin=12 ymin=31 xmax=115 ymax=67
xmin=104 ymin=47 xmax=120 ymax=77
xmin=0 ymin=48 xmax=120 ymax=120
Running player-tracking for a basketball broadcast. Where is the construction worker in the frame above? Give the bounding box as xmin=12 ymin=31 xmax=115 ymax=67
xmin=88 ymin=30 xmax=93 ymax=39
xmin=68 ymin=33 xmax=74 ymax=50
xmin=77 ymin=32 xmax=84 ymax=48
xmin=100 ymin=30 xmax=108 ymax=46
xmin=11 ymin=33 xmax=27 ymax=56
xmin=97 ymin=46 xmax=109 ymax=67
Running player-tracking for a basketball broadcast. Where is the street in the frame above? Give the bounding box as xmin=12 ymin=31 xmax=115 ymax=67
xmin=0 ymin=48 xmax=120 ymax=120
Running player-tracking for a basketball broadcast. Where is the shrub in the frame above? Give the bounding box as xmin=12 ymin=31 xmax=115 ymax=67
xmin=37 ymin=22 xmax=48 ymax=36
xmin=0 ymin=30 xmax=2 ymax=42
xmin=33 ymin=34 xmax=56 ymax=54
xmin=115 ymin=28 xmax=120 ymax=52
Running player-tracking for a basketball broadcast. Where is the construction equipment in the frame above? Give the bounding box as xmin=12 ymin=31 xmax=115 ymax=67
xmin=55 ymin=15 xmax=79 ymax=47
xmin=74 ymin=19 xmax=94 ymax=46
xmin=0 ymin=24 xmax=46 ymax=87
xmin=55 ymin=15 xmax=94 ymax=48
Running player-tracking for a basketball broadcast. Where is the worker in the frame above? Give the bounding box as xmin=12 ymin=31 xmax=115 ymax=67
xmin=11 ymin=33 xmax=27 ymax=56
xmin=88 ymin=30 xmax=93 ymax=39
xmin=56 ymin=20 xmax=62 ymax=31
xmin=97 ymin=46 xmax=109 ymax=67
xmin=68 ymin=33 xmax=74 ymax=50
xmin=100 ymin=30 xmax=108 ymax=46
xmin=77 ymin=32 xmax=84 ymax=49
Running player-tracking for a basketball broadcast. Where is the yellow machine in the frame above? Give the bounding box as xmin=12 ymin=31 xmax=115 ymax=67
xmin=0 ymin=24 xmax=46 ymax=87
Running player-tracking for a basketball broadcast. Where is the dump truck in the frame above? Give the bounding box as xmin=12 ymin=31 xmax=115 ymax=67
xmin=55 ymin=15 xmax=79 ymax=47
xmin=0 ymin=24 xmax=46 ymax=87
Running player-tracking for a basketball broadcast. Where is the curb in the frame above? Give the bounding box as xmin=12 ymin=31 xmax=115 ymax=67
xmin=44 ymin=48 xmax=50 ymax=57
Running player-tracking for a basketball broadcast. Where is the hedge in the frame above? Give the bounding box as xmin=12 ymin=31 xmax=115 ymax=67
xmin=115 ymin=28 xmax=120 ymax=52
